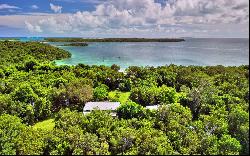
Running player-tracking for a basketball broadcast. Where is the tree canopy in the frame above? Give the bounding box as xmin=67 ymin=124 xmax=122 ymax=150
xmin=0 ymin=41 xmax=248 ymax=155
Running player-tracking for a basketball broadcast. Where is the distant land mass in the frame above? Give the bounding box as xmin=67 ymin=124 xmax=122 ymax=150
xmin=59 ymin=42 xmax=88 ymax=46
xmin=0 ymin=37 xmax=20 ymax=41
xmin=44 ymin=38 xmax=185 ymax=42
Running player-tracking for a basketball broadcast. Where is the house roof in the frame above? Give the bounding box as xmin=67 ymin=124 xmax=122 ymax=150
xmin=83 ymin=102 xmax=120 ymax=111
xmin=146 ymin=105 xmax=159 ymax=110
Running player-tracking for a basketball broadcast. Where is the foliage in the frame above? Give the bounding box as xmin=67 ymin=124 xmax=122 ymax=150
xmin=33 ymin=119 xmax=55 ymax=131
xmin=0 ymin=114 xmax=25 ymax=155
xmin=93 ymin=84 xmax=109 ymax=101
xmin=0 ymin=41 xmax=248 ymax=155
xmin=0 ymin=41 xmax=71 ymax=66
xmin=130 ymin=85 xmax=180 ymax=106
xmin=117 ymin=102 xmax=146 ymax=119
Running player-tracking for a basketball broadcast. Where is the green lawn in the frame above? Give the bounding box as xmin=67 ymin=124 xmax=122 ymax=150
xmin=33 ymin=119 xmax=55 ymax=131
xmin=108 ymin=91 xmax=131 ymax=104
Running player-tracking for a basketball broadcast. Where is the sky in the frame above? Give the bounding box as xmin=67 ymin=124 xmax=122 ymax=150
xmin=0 ymin=0 xmax=249 ymax=38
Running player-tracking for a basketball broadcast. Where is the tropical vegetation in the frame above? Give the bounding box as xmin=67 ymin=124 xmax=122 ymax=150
xmin=0 ymin=41 xmax=248 ymax=155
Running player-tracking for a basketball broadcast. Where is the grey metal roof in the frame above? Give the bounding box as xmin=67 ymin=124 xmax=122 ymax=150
xmin=146 ymin=105 xmax=159 ymax=110
xmin=83 ymin=102 xmax=120 ymax=111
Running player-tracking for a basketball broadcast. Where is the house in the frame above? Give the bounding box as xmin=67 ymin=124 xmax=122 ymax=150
xmin=83 ymin=102 xmax=121 ymax=116
xmin=146 ymin=105 xmax=159 ymax=110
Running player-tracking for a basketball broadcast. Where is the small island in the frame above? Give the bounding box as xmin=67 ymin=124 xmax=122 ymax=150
xmin=44 ymin=38 xmax=185 ymax=42
xmin=59 ymin=42 xmax=88 ymax=46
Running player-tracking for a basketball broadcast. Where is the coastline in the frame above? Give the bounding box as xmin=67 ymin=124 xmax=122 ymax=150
xmin=44 ymin=37 xmax=185 ymax=42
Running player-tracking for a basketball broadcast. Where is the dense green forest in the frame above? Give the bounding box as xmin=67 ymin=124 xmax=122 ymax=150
xmin=44 ymin=38 xmax=185 ymax=42
xmin=0 ymin=41 xmax=249 ymax=155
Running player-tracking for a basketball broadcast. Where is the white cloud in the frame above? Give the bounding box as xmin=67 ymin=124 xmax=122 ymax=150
xmin=50 ymin=3 xmax=62 ymax=13
xmin=31 ymin=5 xmax=39 ymax=9
xmin=1 ymin=0 xmax=249 ymax=37
xmin=0 ymin=4 xmax=19 ymax=10
xmin=25 ymin=21 xmax=42 ymax=33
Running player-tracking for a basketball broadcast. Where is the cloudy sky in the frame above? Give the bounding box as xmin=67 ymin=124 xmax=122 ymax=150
xmin=0 ymin=0 xmax=249 ymax=38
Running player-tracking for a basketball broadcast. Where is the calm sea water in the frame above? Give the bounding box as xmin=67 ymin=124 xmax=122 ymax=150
xmin=1 ymin=37 xmax=248 ymax=69
xmin=52 ymin=38 xmax=249 ymax=69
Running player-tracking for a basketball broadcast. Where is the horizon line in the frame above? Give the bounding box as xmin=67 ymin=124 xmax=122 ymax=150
xmin=0 ymin=36 xmax=249 ymax=39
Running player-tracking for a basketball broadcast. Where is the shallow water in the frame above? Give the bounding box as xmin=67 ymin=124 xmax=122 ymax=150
xmin=2 ymin=37 xmax=248 ymax=69
xmin=51 ymin=38 xmax=249 ymax=69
